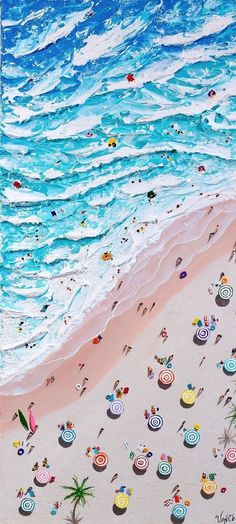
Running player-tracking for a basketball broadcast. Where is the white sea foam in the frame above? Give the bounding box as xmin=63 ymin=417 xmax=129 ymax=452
xmin=154 ymin=14 xmax=235 ymax=46
xmin=73 ymin=18 xmax=145 ymax=66
xmin=9 ymin=9 xmax=91 ymax=58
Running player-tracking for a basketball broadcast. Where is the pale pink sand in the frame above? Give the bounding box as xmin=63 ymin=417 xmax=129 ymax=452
xmin=1 ymin=219 xmax=236 ymax=524
xmin=1 ymin=198 xmax=236 ymax=431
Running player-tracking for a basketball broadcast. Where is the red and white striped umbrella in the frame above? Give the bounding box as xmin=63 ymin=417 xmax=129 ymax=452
xmin=134 ymin=455 xmax=149 ymax=471
xmin=93 ymin=452 xmax=109 ymax=468
xmin=225 ymin=448 xmax=236 ymax=465
xmin=159 ymin=369 xmax=175 ymax=386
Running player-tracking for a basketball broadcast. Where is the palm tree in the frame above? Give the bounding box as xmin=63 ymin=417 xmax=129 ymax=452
xmin=62 ymin=476 xmax=94 ymax=519
xmin=225 ymin=403 xmax=236 ymax=429
xmin=218 ymin=427 xmax=236 ymax=449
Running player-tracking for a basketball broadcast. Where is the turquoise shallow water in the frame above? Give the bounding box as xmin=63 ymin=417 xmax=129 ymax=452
xmin=1 ymin=0 xmax=236 ymax=388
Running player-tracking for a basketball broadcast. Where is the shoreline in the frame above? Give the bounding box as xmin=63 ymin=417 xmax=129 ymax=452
xmin=1 ymin=192 xmax=235 ymax=389
xmin=1 ymin=198 xmax=236 ymax=431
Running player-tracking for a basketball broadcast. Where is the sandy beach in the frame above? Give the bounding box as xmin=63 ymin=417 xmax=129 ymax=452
xmin=1 ymin=201 xmax=236 ymax=524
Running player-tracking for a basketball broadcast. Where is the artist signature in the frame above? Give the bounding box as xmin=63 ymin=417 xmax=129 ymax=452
xmin=215 ymin=513 xmax=236 ymax=523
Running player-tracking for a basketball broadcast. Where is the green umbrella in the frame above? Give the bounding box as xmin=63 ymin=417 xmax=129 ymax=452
xmin=18 ymin=409 xmax=29 ymax=431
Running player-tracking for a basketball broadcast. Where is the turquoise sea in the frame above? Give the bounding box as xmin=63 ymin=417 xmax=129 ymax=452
xmin=1 ymin=0 xmax=236 ymax=390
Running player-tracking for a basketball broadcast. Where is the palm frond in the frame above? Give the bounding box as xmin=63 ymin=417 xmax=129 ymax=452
xmin=218 ymin=427 xmax=236 ymax=448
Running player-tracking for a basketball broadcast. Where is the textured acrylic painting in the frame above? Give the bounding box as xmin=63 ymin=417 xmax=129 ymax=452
xmin=1 ymin=0 xmax=236 ymax=522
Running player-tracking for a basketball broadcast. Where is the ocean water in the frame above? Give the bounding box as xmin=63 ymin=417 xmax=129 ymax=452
xmin=1 ymin=0 xmax=236 ymax=390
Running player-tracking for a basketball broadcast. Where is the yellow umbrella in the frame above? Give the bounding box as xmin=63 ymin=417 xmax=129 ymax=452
xmin=181 ymin=389 xmax=196 ymax=405
xmin=202 ymin=480 xmax=217 ymax=496
xmin=114 ymin=493 xmax=129 ymax=509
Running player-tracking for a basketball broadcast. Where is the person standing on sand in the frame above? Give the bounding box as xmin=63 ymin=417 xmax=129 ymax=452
xmin=142 ymin=307 xmax=148 ymax=316
xmin=197 ymin=387 xmax=204 ymax=397
xmin=113 ymin=379 xmax=120 ymax=390
xmin=177 ymin=421 xmax=186 ymax=433
xmin=199 ymin=356 xmax=206 ymax=367
xmin=110 ymin=473 xmax=118 ymax=483
xmin=117 ymin=281 xmax=123 ymax=290
xmin=176 ymin=257 xmax=183 ymax=267
xmin=137 ymin=302 xmax=143 ymax=312
xmin=97 ymin=428 xmax=104 ymax=438
xmin=215 ymin=334 xmax=222 ymax=344
xmin=112 ymin=301 xmax=118 ymax=311
xmin=123 ymin=345 xmax=127 ymax=353
xmin=208 ymin=224 xmax=219 ymax=242
xmin=80 ymin=387 xmax=87 ymax=396
xmin=150 ymin=302 xmax=155 ymax=312
xmin=224 ymin=396 xmax=232 ymax=406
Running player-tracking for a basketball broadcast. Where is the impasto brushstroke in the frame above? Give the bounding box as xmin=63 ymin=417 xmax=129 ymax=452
xmin=1 ymin=0 xmax=236 ymax=392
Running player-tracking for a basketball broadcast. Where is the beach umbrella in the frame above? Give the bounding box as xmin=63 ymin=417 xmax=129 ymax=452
xmin=20 ymin=498 xmax=35 ymax=514
xmin=29 ymin=410 xmax=36 ymax=433
xmin=184 ymin=429 xmax=200 ymax=447
xmin=223 ymin=358 xmax=236 ymax=375
xmin=196 ymin=327 xmax=210 ymax=341
xmin=158 ymin=369 xmax=175 ymax=386
xmin=134 ymin=455 xmax=149 ymax=472
xmin=181 ymin=390 xmax=196 ymax=406
xmin=109 ymin=400 xmax=124 ymax=417
xmin=148 ymin=414 xmax=163 ymax=431
xmin=114 ymin=493 xmax=129 ymax=509
xmin=35 ymin=469 xmax=51 ymax=485
xmin=18 ymin=409 xmax=29 ymax=431
xmin=172 ymin=503 xmax=187 ymax=520
xmin=218 ymin=285 xmax=233 ymax=300
xmin=93 ymin=452 xmax=109 ymax=469
xmin=61 ymin=429 xmax=76 ymax=445
xmin=201 ymin=480 xmax=217 ymax=496
xmin=158 ymin=460 xmax=172 ymax=477
xmin=225 ymin=448 xmax=236 ymax=466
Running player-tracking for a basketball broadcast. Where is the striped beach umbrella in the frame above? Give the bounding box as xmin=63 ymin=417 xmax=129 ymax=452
xmin=184 ymin=429 xmax=200 ymax=447
xmin=225 ymin=448 xmax=236 ymax=466
xmin=148 ymin=414 xmax=163 ymax=431
xmin=172 ymin=503 xmax=187 ymax=520
xmin=134 ymin=455 xmax=149 ymax=471
xmin=20 ymin=498 xmax=35 ymax=514
xmin=35 ymin=469 xmax=51 ymax=485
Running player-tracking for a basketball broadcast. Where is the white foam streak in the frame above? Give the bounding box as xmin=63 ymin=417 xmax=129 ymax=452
xmin=9 ymin=9 xmax=91 ymax=58
xmin=73 ymin=18 xmax=145 ymax=66
xmin=155 ymin=14 xmax=235 ymax=46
